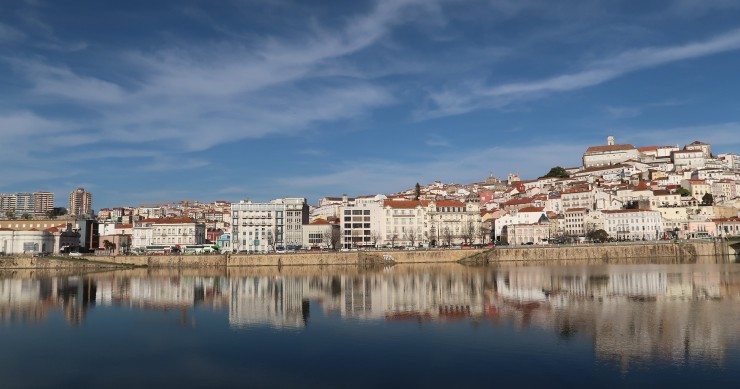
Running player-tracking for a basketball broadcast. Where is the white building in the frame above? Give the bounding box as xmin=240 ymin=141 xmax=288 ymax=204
xmin=583 ymin=137 xmax=640 ymax=168
xmin=672 ymin=150 xmax=705 ymax=171
xmin=381 ymin=200 xmax=427 ymax=247
xmin=338 ymin=195 xmax=383 ymax=249
xmin=493 ymin=207 xmax=548 ymax=240
xmin=502 ymin=223 xmax=550 ymax=245
xmin=0 ymin=228 xmax=56 ymax=254
xmin=231 ymin=198 xmax=309 ymax=252
xmin=132 ymin=217 xmax=206 ymax=250
xmin=301 ymin=219 xmax=337 ymax=249
xmin=564 ymin=208 xmax=588 ymax=237
xmin=426 ymin=199 xmax=481 ymax=246
xmin=561 ymin=187 xmax=595 ymax=210
xmin=602 ymin=209 xmax=663 ymax=240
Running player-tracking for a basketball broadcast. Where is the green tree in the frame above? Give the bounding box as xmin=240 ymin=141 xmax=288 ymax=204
xmin=587 ymin=229 xmax=609 ymax=242
xmin=541 ymin=166 xmax=569 ymax=179
xmin=5 ymin=210 xmax=15 ymax=219
xmin=676 ymin=188 xmax=690 ymax=197
xmin=414 ymin=183 xmax=421 ymax=200
xmin=701 ymin=193 xmax=714 ymax=206
xmin=21 ymin=213 xmax=31 ymax=220
xmin=103 ymin=240 xmax=114 ymax=253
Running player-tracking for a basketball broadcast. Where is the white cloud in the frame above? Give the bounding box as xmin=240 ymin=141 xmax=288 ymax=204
xmin=276 ymin=142 xmax=586 ymax=198
xmin=421 ymin=27 xmax=740 ymax=118
xmin=620 ymin=122 xmax=740 ymax=150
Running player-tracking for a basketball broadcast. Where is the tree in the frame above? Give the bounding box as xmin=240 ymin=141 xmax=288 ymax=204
xmin=541 ymin=166 xmax=569 ymax=179
xmin=587 ymin=229 xmax=609 ymax=242
xmin=676 ymin=188 xmax=690 ymax=197
xmin=45 ymin=207 xmax=67 ymax=219
xmin=404 ymin=227 xmax=417 ymax=247
xmin=442 ymin=226 xmax=454 ymax=246
xmin=701 ymin=193 xmax=714 ymax=206
xmin=389 ymin=232 xmax=398 ymax=248
xmin=103 ymin=240 xmax=115 ymax=253
xmin=370 ymin=230 xmax=382 ymax=248
xmin=322 ymin=227 xmax=342 ymax=250
xmin=21 ymin=212 xmax=31 ymax=220
xmin=460 ymin=220 xmax=476 ymax=245
xmin=477 ymin=222 xmax=491 ymax=244
xmin=414 ymin=183 xmax=421 ymax=200
xmin=5 ymin=210 xmax=15 ymax=219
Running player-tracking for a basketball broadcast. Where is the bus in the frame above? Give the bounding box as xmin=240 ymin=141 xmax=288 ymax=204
xmin=144 ymin=245 xmax=177 ymax=255
xmin=182 ymin=244 xmax=219 ymax=254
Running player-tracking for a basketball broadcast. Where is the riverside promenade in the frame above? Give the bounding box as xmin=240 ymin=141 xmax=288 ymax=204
xmin=1 ymin=240 xmax=736 ymax=270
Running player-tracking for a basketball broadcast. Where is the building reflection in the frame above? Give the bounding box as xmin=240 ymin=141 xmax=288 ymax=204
xmin=1 ymin=263 xmax=738 ymax=366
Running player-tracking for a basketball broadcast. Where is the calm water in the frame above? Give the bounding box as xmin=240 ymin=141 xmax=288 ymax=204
xmin=1 ymin=262 xmax=739 ymax=388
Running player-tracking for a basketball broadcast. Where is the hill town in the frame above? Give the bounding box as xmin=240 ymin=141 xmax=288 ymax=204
xmin=1 ymin=136 xmax=739 ymax=255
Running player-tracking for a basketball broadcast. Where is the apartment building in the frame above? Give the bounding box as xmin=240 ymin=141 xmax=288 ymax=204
xmin=381 ymin=200 xmax=427 ymax=247
xmin=602 ymin=209 xmax=663 ymax=240
xmin=33 ymin=192 xmax=54 ymax=215
xmin=231 ymin=198 xmax=308 ymax=252
xmin=427 ymin=199 xmax=480 ymax=246
xmin=69 ymin=187 xmax=93 ymax=216
xmin=132 ymin=217 xmax=206 ymax=249
xmin=338 ymin=195 xmax=383 ymax=249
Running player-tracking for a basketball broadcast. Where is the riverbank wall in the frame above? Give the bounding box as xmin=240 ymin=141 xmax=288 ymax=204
xmin=462 ymin=240 xmax=733 ymax=264
xmin=0 ymin=240 xmax=734 ymax=270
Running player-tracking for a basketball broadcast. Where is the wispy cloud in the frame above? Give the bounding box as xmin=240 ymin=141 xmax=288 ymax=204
xmin=277 ymin=142 xmax=587 ymax=198
xmin=424 ymin=134 xmax=450 ymax=147
xmin=620 ymin=122 xmax=740 ymax=150
xmin=420 ymin=27 xmax=740 ymax=118
xmin=0 ymin=22 xmax=26 ymax=42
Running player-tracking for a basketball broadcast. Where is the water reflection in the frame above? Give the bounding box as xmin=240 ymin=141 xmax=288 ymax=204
xmin=1 ymin=263 xmax=739 ymax=368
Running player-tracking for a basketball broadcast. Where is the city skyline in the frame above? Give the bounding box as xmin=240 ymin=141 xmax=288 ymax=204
xmin=2 ymin=1 xmax=740 ymax=208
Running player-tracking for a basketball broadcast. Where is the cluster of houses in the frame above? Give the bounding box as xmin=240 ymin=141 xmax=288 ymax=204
xmin=1 ymin=137 xmax=739 ymax=255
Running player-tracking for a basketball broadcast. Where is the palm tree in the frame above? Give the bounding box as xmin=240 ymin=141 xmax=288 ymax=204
xmin=103 ymin=240 xmax=114 ymax=253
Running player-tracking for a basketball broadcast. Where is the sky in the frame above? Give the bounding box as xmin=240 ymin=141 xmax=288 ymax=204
xmin=2 ymin=0 xmax=740 ymax=209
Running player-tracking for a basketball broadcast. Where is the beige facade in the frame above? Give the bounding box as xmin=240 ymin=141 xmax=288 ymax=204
xmin=69 ymin=187 xmax=93 ymax=216
xmin=132 ymin=217 xmax=206 ymax=249
xmin=502 ymin=223 xmax=550 ymax=245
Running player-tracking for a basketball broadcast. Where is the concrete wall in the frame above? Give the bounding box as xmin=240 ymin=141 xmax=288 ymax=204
xmin=1 ymin=241 xmax=734 ymax=270
xmin=462 ymin=241 xmax=733 ymax=264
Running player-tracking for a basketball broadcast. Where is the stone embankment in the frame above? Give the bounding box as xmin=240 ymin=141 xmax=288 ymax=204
xmin=462 ymin=240 xmax=733 ymax=264
xmin=0 ymin=240 xmax=733 ymax=270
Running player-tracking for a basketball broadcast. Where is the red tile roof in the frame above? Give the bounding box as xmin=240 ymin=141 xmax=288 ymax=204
xmin=519 ymin=206 xmax=545 ymax=213
xmin=383 ymin=200 xmax=428 ymax=208
xmin=585 ymin=144 xmax=635 ymax=153
xmin=565 ymin=208 xmax=588 ymax=213
xmin=139 ymin=217 xmax=197 ymax=224
xmin=602 ymin=209 xmax=654 ymax=214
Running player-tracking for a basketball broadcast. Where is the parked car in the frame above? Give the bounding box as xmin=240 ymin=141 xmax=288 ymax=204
xmin=69 ymin=252 xmax=83 ymax=257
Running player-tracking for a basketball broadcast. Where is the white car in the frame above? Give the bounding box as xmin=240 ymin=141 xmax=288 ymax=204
xmin=69 ymin=252 xmax=83 ymax=257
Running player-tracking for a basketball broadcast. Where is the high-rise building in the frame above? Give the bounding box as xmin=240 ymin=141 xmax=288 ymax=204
xmin=69 ymin=187 xmax=93 ymax=216
xmin=15 ymin=192 xmax=34 ymax=215
xmin=33 ymin=191 xmax=55 ymax=216
xmin=0 ymin=194 xmax=17 ymax=213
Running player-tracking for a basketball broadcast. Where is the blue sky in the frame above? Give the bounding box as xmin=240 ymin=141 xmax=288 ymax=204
xmin=2 ymin=0 xmax=740 ymax=209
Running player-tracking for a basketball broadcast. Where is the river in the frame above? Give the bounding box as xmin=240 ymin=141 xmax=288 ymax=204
xmin=1 ymin=261 xmax=739 ymax=388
